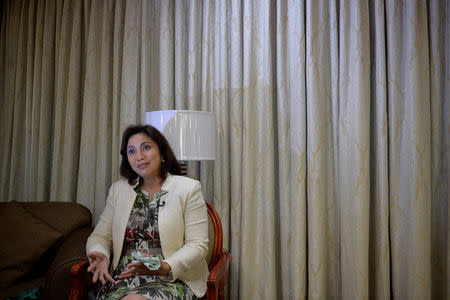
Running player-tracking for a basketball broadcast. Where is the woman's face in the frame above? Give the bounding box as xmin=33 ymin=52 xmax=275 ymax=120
xmin=126 ymin=133 xmax=163 ymax=180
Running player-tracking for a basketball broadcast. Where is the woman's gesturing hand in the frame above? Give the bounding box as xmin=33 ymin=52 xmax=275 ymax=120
xmin=87 ymin=252 xmax=116 ymax=285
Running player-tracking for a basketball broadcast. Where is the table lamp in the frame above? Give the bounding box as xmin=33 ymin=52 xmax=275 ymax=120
xmin=144 ymin=110 xmax=216 ymax=175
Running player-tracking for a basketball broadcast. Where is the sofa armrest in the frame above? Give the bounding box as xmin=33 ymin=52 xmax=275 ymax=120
xmin=206 ymin=250 xmax=231 ymax=300
xmin=43 ymin=227 xmax=92 ymax=300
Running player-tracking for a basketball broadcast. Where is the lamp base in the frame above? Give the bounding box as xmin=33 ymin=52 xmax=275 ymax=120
xmin=179 ymin=161 xmax=188 ymax=176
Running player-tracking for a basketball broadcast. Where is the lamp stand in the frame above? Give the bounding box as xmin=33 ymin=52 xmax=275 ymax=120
xmin=179 ymin=161 xmax=188 ymax=176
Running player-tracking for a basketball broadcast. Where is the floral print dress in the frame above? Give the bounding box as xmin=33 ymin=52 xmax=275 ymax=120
xmin=96 ymin=186 xmax=197 ymax=300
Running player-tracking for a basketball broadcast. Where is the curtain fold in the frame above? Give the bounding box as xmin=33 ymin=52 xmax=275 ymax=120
xmin=338 ymin=1 xmax=371 ymax=298
xmin=368 ymin=0 xmax=390 ymax=298
xmin=277 ymin=1 xmax=307 ymax=298
xmin=0 ymin=0 xmax=448 ymax=299
xmin=386 ymin=1 xmax=432 ymax=298
xmin=428 ymin=1 xmax=450 ymax=299
xmin=77 ymin=0 xmax=116 ymax=219
xmin=51 ymin=0 xmax=86 ymax=204
xmin=305 ymin=0 xmax=341 ymax=298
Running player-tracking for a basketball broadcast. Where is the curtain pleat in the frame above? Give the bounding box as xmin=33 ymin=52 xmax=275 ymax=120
xmin=51 ymin=0 xmax=85 ymax=204
xmin=77 ymin=0 xmax=115 ymax=218
xmin=386 ymin=1 xmax=433 ymax=298
xmin=368 ymin=0 xmax=390 ymax=298
xmin=277 ymin=1 xmax=307 ymax=298
xmin=305 ymin=0 xmax=341 ymax=298
xmin=338 ymin=1 xmax=372 ymax=298
xmin=429 ymin=2 xmax=450 ymax=300
xmin=0 ymin=1 xmax=448 ymax=299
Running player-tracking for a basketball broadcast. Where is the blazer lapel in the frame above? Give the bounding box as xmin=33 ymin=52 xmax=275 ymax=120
xmin=112 ymin=184 xmax=137 ymax=268
xmin=158 ymin=174 xmax=174 ymax=254
xmin=159 ymin=173 xmax=172 ymax=222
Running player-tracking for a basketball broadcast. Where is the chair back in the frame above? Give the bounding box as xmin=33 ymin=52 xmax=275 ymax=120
xmin=205 ymin=202 xmax=223 ymax=270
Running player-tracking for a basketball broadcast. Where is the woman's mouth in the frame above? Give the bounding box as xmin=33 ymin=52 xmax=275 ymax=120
xmin=137 ymin=163 xmax=149 ymax=169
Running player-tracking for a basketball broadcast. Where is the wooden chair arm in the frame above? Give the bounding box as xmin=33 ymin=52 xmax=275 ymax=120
xmin=206 ymin=251 xmax=231 ymax=300
xmin=69 ymin=259 xmax=90 ymax=300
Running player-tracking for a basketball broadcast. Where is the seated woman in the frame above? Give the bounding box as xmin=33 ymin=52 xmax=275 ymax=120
xmin=86 ymin=125 xmax=209 ymax=300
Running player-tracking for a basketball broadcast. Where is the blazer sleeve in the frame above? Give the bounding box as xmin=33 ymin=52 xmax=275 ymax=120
xmin=163 ymin=181 xmax=209 ymax=280
xmin=86 ymin=184 xmax=115 ymax=262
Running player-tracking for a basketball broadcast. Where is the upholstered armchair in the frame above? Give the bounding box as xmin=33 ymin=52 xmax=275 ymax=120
xmin=69 ymin=202 xmax=231 ymax=300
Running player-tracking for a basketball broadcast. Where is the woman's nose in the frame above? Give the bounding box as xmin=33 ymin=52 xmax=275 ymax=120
xmin=136 ymin=150 xmax=144 ymax=160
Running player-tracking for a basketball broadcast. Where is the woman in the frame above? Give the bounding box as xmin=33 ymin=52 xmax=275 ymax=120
xmin=86 ymin=125 xmax=209 ymax=300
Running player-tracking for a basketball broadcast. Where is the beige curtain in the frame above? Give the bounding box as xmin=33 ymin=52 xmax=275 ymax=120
xmin=0 ymin=0 xmax=448 ymax=299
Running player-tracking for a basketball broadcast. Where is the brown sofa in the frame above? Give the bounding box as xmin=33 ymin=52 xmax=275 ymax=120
xmin=0 ymin=201 xmax=92 ymax=300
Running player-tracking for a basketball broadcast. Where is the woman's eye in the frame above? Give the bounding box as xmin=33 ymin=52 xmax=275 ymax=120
xmin=143 ymin=145 xmax=150 ymax=151
xmin=128 ymin=149 xmax=135 ymax=155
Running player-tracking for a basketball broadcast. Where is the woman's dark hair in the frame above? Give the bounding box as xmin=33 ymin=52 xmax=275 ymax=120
xmin=120 ymin=124 xmax=181 ymax=185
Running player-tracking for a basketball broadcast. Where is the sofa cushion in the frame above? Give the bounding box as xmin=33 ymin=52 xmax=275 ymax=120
xmin=0 ymin=202 xmax=63 ymax=287
xmin=20 ymin=202 xmax=92 ymax=236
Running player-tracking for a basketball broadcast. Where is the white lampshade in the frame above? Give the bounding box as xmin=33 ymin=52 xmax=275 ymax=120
xmin=144 ymin=110 xmax=216 ymax=161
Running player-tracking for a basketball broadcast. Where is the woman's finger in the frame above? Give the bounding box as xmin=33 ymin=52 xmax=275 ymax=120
xmin=118 ymin=273 xmax=131 ymax=280
xmin=126 ymin=262 xmax=141 ymax=268
xmin=120 ymin=269 xmax=135 ymax=277
xmin=92 ymin=270 xmax=99 ymax=283
xmin=105 ymin=272 xmax=116 ymax=284
xmin=87 ymin=261 xmax=99 ymax=273
xmin=119 ymin=268 xmax=137 ymax=279
xmin=99 ymin=272 xmax=106 ymax=285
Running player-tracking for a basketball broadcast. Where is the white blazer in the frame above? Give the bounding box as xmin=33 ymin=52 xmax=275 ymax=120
xmin=86 ymin=174 xmax=209 ymax=297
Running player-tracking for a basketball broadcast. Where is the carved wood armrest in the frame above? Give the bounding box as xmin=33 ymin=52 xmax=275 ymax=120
xmin=69 ymin=259 xmax=90 ymax=300
xmin=206 ymin=251 xmax=231 ymax=300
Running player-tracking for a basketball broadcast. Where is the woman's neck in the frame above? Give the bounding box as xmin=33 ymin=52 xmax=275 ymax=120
xmin=141 ymin=175 xmax=163 ymax=193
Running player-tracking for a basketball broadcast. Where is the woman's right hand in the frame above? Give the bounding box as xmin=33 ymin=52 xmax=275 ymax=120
xmin=87 ymin=252 xmax=116 ymax=285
